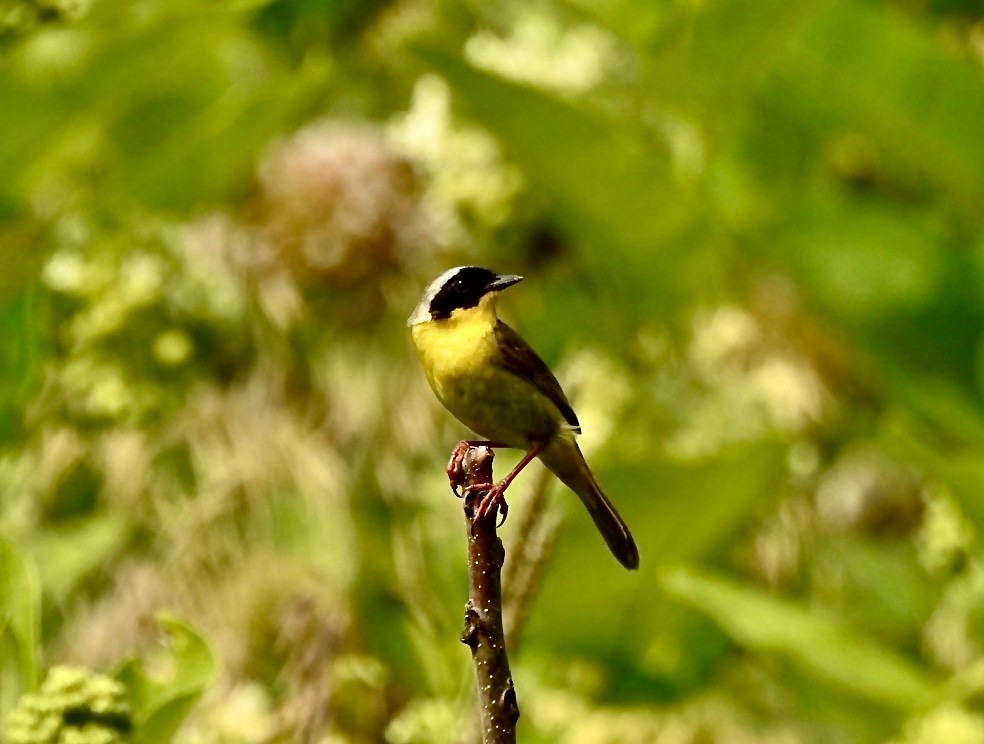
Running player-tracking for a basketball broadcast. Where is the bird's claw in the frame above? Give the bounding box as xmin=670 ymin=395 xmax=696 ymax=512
xmin=465 ymin=482 xmax=509 ymax=528
xmin=447 ymin=441 xmax=472 ymax=497
xmin=447 ymin=440 xmax=509 ymax=527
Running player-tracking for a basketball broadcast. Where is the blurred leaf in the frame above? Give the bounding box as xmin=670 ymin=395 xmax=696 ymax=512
xmin=887 ymin=416 xmax=984 ymax=534
xmin=116 ymin=615 xmax=215 ymax=744
xmin=781 ymin=659 xmax=906 ymax=743
xmin=779 ymin=202 xmax=944 ymax=323
xmin=575 ymin=0 xmax=665 ymax=48
xmin=869 ymin=375 xmax=984 ymax=480
xmin=661 ymin=0 xmax=821 ymax=107
xmin=776 ymin=0 xmax=984 ymax=216
xmin=0 ymin=280 xmax=48 ymax=444
xmin=825 ymin=538 xmax=941 ymax=646
xmin=919 ymin=450 xmax=984 ymax=537
xmin=0 ymin=2 xmax=328 ymax=215
xmin=524 ymin=440 xmax=786 ymax=664
xmin=662 ymin=566 xmax=935 ymax=709
xmin=769 ymin=205 xmax=984 ymax=423
xmin=417 ymin=45 xmax=704 ymax=317
xmin=0 ymin=225 xmax=46 ymax=300
xmin=0 ymin=537 xmax=40 ymax=720
xmin=615 ymin=440 xmax=787 ymax=564
xmin=31 ymin=514 xmax=129 ymax=601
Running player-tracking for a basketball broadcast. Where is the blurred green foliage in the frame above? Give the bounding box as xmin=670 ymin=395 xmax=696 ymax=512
xmin=6 ymin=664 xmax=131 ymax=744
xmin=4 ymin=0 xmax=984 ymax=741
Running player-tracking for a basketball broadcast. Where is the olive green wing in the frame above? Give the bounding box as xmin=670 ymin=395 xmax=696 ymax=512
xmin=494 ymin=321 xmax=581 ymax=433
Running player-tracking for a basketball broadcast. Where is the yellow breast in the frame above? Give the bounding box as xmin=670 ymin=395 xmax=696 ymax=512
xmin=410 ymin=305 xmax=500 ymax=399
xmin=409 ymin=297 xmax=563 ymax=447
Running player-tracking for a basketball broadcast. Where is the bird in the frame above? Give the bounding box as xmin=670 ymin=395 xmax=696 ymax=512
xmin=407 ymin=266 xmax=639 ymax=570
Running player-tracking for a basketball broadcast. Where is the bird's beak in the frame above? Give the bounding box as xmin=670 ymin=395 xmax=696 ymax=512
xmin=489 ymin=274 xmax=523 ymax=292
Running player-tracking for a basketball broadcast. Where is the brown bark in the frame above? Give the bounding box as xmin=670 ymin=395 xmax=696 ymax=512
xmin=458 ymin=446 xmax=519 ymax=744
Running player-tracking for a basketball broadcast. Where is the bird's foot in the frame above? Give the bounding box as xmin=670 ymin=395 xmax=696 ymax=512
xmin=447 ymin=441 xmax=473 ymax=497
xmin=447 ymin=440 xmax=505 ymax=497
xmin=465 ymin=481 xmax=509 ymax=527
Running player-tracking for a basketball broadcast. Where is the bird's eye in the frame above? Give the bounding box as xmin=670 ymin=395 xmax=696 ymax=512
xmin=451 ymin=278 xmax=467 ymax=292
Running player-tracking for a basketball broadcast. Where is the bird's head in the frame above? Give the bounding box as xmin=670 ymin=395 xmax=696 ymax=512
xmin=407 ymin=266 xmax=523 ymax=327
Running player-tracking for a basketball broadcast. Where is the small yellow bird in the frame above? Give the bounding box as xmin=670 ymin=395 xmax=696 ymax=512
xmin=408 ymin=266 xmax=639 ymax=570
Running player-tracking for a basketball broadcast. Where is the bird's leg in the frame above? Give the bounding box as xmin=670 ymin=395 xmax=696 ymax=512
xmin=448 ymin=440 xmax=507 ymax=496
xmin=467 ymin=442 xmax=544 ymax=526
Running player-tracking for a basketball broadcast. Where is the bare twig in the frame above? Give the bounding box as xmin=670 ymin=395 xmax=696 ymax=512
xmin=458 ymin=446 xmax=519 ymax=744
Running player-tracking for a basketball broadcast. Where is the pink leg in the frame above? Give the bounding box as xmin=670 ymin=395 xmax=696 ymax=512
xmin=447 ymin=440 xmax=506 ymax=496
xmin=467 ymin=442 xmax=544 ymax=526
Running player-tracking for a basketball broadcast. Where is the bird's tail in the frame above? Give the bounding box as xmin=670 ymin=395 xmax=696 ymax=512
xmin=539 ymin=438 xmax=639 ymax=570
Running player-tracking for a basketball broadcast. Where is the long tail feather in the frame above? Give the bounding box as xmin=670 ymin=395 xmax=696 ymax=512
xmin=538 ymin=439 xmax=639 ymax=570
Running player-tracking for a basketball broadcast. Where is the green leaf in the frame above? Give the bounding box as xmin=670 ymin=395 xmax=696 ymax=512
xmin=116 ymin=615 xmax=216 ymax=744
xmin=662 ymin=566 xmax=935 ymax=710
xmin=0 ymin=537 xmax=40 ymax=720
